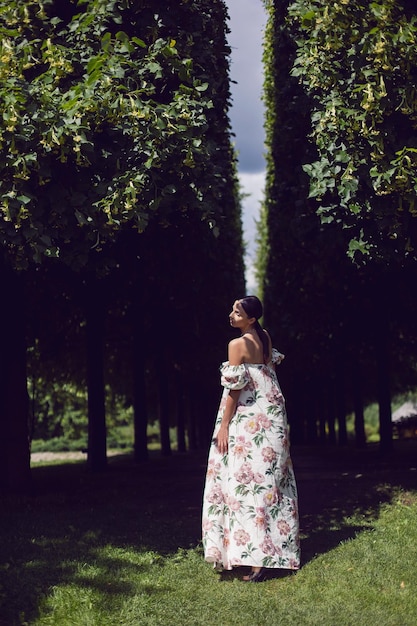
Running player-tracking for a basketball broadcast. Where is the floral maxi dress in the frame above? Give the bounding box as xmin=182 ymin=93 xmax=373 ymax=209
xmin=202 ymin=349 xmax=300 ymax=571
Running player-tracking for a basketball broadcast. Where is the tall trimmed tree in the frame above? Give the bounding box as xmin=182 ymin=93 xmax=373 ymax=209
xmin=0 ymin=0 xmax=244 ymax=489
xmin=287 ymin=0 xmax=417 ymax=452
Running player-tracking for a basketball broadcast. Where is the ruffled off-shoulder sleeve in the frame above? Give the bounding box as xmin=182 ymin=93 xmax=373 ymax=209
xmin=271 ymin=348 xmax=285 ymax=365
xmin=220 ymin=363 xmax=249 ymax=390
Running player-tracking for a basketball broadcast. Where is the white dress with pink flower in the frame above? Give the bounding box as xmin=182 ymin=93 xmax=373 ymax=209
xmin=202 ymin=349 xmax=300 ymax=571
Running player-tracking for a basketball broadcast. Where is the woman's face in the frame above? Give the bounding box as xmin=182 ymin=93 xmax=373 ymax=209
xmin=229 ymin=300 xmax=249 ymax=330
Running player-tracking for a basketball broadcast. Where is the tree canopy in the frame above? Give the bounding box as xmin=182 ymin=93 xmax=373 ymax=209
xmin=258 ymin=0 xmax=417 ymax=451
xmin=288 ymin=0 xmax=417 ymax=263
xmin=0 ymin=0 xmax=218 ymax=269
xmin=0 ymin=0 xmax=246 ymax=490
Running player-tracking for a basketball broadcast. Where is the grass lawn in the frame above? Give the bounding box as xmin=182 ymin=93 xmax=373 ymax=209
xmin=1 ymin=441 xmax=417 ymax=626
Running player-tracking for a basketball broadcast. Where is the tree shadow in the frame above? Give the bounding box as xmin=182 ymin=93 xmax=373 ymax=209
xmin=1 ymin=441 xmax=416 ymax=624
xmin=0 ymin=453 xmax=204 ymax=625
xmin=294 ymin=440 xmax=417 ymax=565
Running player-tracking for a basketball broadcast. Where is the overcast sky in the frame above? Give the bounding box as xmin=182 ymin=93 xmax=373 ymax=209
xmin=224 ymin=0 xmax=267 ymax=292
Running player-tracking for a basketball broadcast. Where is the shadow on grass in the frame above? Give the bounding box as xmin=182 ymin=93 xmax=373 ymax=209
xmin=1 ymin=441 xmax=416 ymax=625
xmin=295 ymin=440 xmax=417 ymax=563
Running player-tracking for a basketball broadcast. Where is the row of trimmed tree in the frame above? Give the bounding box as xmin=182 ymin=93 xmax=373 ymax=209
xmin=258 ymin=0 xmax=417 ymax=452
xmin=2 ymin=0 xmax=417 ymax=493
xmin=0 ymin=0 xmax=245 ymax=491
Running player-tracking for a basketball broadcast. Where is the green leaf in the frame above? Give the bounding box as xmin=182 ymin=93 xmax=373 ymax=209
xmin=16 ymin=195 xmax=31 ymax=205
xmin=131 ymin=37 xmax=146 ymax=48
xmin=194 ymin=82 xmax=208 ymax=92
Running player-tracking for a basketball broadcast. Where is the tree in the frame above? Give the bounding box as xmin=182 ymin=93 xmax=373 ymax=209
xmin=284 ymin=0 xmax=417 ymax=451
xmin=0 ymin=0 xmax=216 ymax=267
xmin=258 ymin=0 xmax=417 ymax=451
xmin=0 ymin=0 xmax=244 ymax=489
xmin=288 ymin=0 xmax=417 ymax=262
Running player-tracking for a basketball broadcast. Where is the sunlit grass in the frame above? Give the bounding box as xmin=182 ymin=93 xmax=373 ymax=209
xmin=1 ymin=444 xmax=417 ymax=626
xmin=32 ymin=497 xmax=417 ymax=626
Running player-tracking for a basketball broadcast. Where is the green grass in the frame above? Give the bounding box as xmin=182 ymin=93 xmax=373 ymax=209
xmin=1 ymin=442 xmax=417 ymax=626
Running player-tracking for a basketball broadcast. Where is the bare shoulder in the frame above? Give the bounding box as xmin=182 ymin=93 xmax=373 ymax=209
xmin=228 ymin=337 xmax=245 ymax=365
xmin=228 ymin=336 xmax=245 ymax=352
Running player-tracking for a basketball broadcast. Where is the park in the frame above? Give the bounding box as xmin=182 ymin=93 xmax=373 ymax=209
xmin=1 ymin=0 xmax=417 ymax=624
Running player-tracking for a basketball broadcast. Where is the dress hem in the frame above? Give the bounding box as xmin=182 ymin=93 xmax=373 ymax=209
xmin=205 ymin=558 xmax=300 ymax=572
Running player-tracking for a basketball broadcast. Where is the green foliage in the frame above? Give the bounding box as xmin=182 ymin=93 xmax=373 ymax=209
xmin=29 ymin=378 xmax=132 ymax=442
xmin=0 ymin=0 xmax=217 ymax=268
xmin=288 ymin=0 xmax=417 ymax=262
xmin=258 ymin=1 xmax=417 ymax=453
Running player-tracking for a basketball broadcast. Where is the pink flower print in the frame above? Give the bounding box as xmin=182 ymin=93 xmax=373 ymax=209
xmin=234 ymin=529 xmax=250 ymax=546
xmin=207 ymin=547 xmax=222 ymax=562
xmin=289 ymin=558 xmax=299 ymax=569
xmin=244 ymin=415 xmax=260 ymax=434
xmin=223 ymin=528 xmax=230 ymax=548
xmin=234 ymin=462 xmax=254 ymax=484
xmin=253 ymin=472 xmax=265 ymax=484
xmin=207 ymin=485 xmax=224 ymax=505
xmin=233 ymin=436 xmax=252 ymax=458
xmin=206 ymin=459 xmax=221 ymax=479
xmin=266 ymin=389 xmax=283 ymax=404
xmin=202 ymin=518 xmax=213 ymax=532
xmin=258 ymin=414 xmax=272 ymax=429
xmin=254 ymin=507 xmax=268 ymax=529
xmin=226 ymin=496 xmax=241 ymax=512
xmin=277 ymin=519 xmax=291 ymax=535
xmin=263 ymin=488 xmax=278 ymax=506
xmin=260 ymin=536 xmax=276 ymax=556
xmin=262 ymin=446 xmax=277 ymax=463
xmin=224 ymin=374 xmax=240 ymax=386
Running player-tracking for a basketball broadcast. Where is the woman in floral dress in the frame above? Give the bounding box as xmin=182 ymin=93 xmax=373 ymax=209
xmin=202 ymin=296 xmax=300 ymax=582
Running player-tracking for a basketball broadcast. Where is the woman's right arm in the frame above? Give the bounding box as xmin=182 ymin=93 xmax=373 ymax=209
xmin=214 ymin=339 xmax=243 ymax=455
xmin=215 ymin=389 xmax=240 ymax=455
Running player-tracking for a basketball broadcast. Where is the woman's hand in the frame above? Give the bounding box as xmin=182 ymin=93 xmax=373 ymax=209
xmin=214 ymin=390 xmax=240 ymax=455
xmin=215 ymin=424 xmax=229 ymax=455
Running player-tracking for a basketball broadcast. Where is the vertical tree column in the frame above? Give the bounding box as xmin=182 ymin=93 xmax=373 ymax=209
xmin=0 ymin=264 xmax=31 ymax=491
xmin=85 ymin=276 xmax=107 ymax=471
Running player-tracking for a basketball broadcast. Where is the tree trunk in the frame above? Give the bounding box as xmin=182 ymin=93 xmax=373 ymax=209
xmin=156 ymin=356 xmax=171 ymax=456
xmin=132 ymin=318 xmax=148 ymax=462
xmin=318 ymin=384 xmax=327 ymax=443
xmin=327 ymin=383 xmax=337 ymax=445
xmin=0 ymin=265 xmax=31 ymax=492
xmin=376 ymin=335 xmax=393 ymax=454
xmin=352 ymin=361 xmax=367 ymax=448
xmin=175 ymin=368 xmax=187 ymax=453
xmin=336 ymin=370 xmax=348 ymax=446
xmin=187 ymin=382 xmax=198 ymax=450
xmin=305 ymin=387 xmax=318 ymax=443
xmin=286 ymin=378 xmax=304 ymax=445
xmin=85 ymin=277 xmax=107 ymax=471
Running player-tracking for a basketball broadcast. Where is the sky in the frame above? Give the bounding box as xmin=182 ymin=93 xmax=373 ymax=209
xmin=224 ymin=0 xmax=267 ymax=292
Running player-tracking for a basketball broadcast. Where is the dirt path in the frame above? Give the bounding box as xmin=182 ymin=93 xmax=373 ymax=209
xmin=31 ymin=450 xmax=120 ymax=463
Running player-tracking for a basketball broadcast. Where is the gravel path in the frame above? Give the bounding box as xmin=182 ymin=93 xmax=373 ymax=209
xmin=31 ymin=450 xmax=121 ymax=463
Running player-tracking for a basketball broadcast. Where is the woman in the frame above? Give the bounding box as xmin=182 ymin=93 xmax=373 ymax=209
xmin=202 ymin=296 xmax=300 ymax=582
